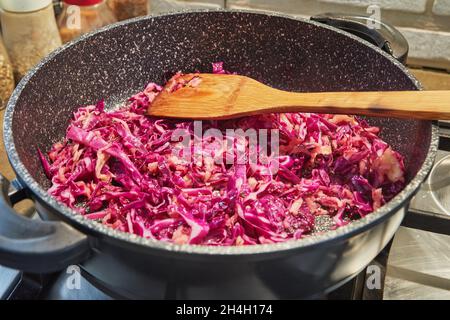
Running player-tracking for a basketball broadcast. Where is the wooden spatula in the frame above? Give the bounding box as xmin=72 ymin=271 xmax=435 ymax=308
xmin=148 ymin=73 xmax=450 ymax=120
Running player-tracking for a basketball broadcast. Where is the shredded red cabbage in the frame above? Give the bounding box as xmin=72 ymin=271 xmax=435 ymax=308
xmin=41 ymin=63 xmax=405 ymax=246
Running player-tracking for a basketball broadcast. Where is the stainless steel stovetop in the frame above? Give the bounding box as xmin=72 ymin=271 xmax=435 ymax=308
xmin=382 ymin=122 xmax=450 ymax=300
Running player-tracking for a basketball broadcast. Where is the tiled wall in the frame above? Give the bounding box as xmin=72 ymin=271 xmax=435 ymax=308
xmin=227 ymin=0 xmax=450 ymax=71
xmin=151 ymin=0 xmax=225 ymax=11
xmin=150 ymin=0 xmax=450 ymax=71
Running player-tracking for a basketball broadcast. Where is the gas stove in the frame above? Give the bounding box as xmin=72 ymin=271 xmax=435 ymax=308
xmin=1 ymin=124 xmax=449 ymax=300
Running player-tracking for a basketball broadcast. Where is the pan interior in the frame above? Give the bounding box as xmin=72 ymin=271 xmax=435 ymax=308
xmin=9 ymin=11 xmax=430 ymax=215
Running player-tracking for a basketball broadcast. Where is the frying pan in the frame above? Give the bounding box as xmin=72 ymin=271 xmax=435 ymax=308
xmin=0 ymin=10 xmax=438 ymax=299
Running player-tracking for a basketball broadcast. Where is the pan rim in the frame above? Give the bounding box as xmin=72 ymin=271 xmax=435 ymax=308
xmin=3 ymin=9 xmax=439 ymax=256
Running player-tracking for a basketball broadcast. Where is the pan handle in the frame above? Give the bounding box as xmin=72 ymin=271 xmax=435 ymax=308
xmin=0 ymin=174 xmax=90 ymax=273
xmin=311 ymin=13 xmax=409 ymax=64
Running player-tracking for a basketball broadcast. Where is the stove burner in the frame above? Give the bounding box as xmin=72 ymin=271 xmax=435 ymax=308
xmin=429 ymin=155 xmax=450 ymax=214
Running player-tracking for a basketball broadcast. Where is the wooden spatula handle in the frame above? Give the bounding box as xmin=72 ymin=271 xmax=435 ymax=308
xmin=242 ymin=90 xmax=450 ymax=120
xmin=149 ymin=73 xmax=450 ymax=120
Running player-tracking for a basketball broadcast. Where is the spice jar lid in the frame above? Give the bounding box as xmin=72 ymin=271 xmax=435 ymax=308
xmin=63 ymin=0 xmax=103 ymax=5
xmin=0 ymin=0 xmax=52 ymax=12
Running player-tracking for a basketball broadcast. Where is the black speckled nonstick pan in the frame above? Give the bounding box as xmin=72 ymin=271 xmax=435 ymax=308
xmin=0 ymin=10 xmax=438 ymax=299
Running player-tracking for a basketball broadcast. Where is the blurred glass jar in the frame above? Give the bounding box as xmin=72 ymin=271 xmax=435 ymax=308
xmin=57 ymin=0 xmax=117 ymax=44
xmin=0 ymin=0 xmax=62 ymax=82
xmin=107 ymin=0 xmax=149 ymax=21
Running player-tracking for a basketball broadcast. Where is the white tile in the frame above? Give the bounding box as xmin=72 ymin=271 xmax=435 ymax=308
xmin=399 ymin=27 xmax=450 ymax=70
xmin=150 ymin=0 xmax=224 ymax=14
xmin=318 ymin=0 xmax=427 ymax=13
xmin=433 ymin=0 xmax=450 ymax=16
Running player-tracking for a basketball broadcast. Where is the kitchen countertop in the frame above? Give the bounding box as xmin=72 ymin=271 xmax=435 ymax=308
xmin=0 ymin=109 xmax=13 ymax=182
xmin=0 ymin=104 xmax=34 ymax=215
xmin=409 ymin=68 xmax=450 ymax=90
